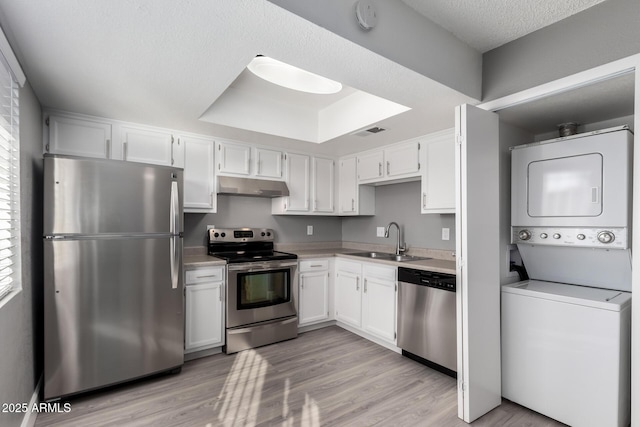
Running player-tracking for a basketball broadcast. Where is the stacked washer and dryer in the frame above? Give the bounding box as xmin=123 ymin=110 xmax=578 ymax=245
xmin=505 ymin=126 xmax=632 ymax=427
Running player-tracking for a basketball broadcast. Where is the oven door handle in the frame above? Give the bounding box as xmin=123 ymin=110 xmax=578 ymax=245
xmin=228 ymin=261 xmax=298 ymax=271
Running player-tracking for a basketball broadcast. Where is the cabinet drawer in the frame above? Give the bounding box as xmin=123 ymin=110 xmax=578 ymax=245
xmin=299 ymin=259 xmax=330 ymax=272
xmin=185 ymin=266 xmax=225 ymax=285
xmin=336 ymin=259 xmax=362 ymax=275
xmin=363 ymin=263 xmax=396 ymax=281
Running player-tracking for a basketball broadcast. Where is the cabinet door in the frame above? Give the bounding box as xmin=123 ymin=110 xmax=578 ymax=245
xmin=312 ymin=157 xmax=334 ymax=213
xmin=47 ymin=115 xmax=112 ymax=159
xmin=299 ymin=271 xmax=330 ymax=325
xmin=334 ymin=270 xmax=361 ymax=328
xmin=183 ymin=136 xmax=216 ymax=212
xmin=217 ymin=141 xmax=251 ymax=175
xmin=339 ymin=157 xmax=357 ymax=214
xmin=255 ymin=148 xmax=283 ymax=179
xmin=357 ymin=151 xmax=384 ymax=182
xmin=422 ymin=132 xmax=455 ymax=214
xmin=362 ymin=275 xmax=396 ymax=343
xmin=385 ymin=141 xmax=420 ymax=178
xmin=285 ymin=153 xmax=310 ymax=212
xmin=185 ymin=281 xmax=224 ymax=351
xmin=121 ymin=126 xmax=174 ymax=166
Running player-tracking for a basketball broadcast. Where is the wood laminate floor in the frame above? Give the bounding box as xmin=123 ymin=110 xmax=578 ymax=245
xmin=35 ymin=326 xmax=564 ymax=426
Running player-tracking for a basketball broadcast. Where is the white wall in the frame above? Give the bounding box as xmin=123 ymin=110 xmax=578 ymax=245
xmin=0 ymin=82 xmax=42 ymax=427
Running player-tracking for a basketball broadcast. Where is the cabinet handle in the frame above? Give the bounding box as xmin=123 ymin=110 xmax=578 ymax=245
xmin=195 ymin=275 xmax=218 ymax=279
xmin=423 ymin=193 xmax=426 ymax=208
xmin=106 ymin=139 xmax=111 ymax=158
xmin=314 ymin=200 xmax=317 ymax=210
xmin=219 ymin=286 xmax=222 ymax=302
xmin=301 ymin=277 xmax=304 ymax=289
xmin=257 ymin=160 xmax=261 ymax=175
xmin=310 ymin=264 xmax=323 ymax=268
xmin=351 ymin=198 xmax=355 ymax=211
xmin=210 ymin=193 xmax=215 ymax=208
xmin=386 ymin=161 xmax=390 ymax=175
xmin=364 ymin=278 xmax=367 ymax=293
xmin=356 ymin=276 xmax=360 ymax=291
xmin=378 ymin=162 xmax=382 ymax=176
xmin=123 ymin=142 xmax=128 ymax=160
xmin=246 ymin=157 xmax=250 ymax=174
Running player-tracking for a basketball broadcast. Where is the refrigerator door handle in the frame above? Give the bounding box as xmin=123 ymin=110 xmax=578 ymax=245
xmin=170 ymin=181 xmax=179 ymax=289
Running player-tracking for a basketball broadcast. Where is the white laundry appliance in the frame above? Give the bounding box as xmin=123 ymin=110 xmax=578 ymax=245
xmin=504 ymin=126 xmax=633 ymax=427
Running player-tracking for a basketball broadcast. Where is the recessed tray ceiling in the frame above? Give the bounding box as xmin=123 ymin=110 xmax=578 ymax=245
xmin=200 ymin=63 xmax=411 ymax=144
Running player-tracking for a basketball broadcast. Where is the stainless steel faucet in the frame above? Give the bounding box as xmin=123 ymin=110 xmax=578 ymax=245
xmin=384 ymin=222 xmax=406 ymax=255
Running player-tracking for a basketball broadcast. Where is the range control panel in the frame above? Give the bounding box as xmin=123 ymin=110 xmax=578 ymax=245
xmin=208 ymin=227 xmax=274 ymax=243
xmin=511 ymin=227 xmax=628 ymax=249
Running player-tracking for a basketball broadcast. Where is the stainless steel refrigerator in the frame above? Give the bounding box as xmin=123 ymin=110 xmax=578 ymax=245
xmin=43 ymin=154 xmax=184 ymax=400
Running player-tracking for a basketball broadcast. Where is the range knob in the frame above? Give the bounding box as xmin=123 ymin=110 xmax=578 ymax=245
xmin=577 ymin=234 xmax=586 ymax=241
xmin=213 ymin=232 xmax=219 ymax=238
xmin=597 ymin=231 xmax=615 ymax=244
xmin=540 ymin=233 xmax=548 ymax=239
xmin=553 ymin=233 xmax=561 ymax=239
xmin=220 ymin=232 xmax=226 ymax=238
xmin=261 ymin=232 xmax=266 ymax=236
xmin=266 ymin=231 xmax=271 ymax=237
xmin=518 ymin=230 xmax=532 ymax=241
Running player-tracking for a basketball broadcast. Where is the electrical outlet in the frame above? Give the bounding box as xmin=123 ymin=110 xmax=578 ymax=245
xmin=307 ymin=225 xmax=313 ymax=235
xmin=376 ymin=227 xmax=385 ymax=237
xmin=442 ymin=228 xmax=450 ymax=240
xmin=207 ymin=225 xmax=215 ymax=230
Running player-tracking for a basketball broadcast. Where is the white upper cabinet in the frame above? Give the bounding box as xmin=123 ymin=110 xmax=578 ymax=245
xmin=312 ymin=157 xmax=334 ymax=213
xmin=216 ymin=140 xmax=285 ymax=180
xmin=272 ymin=153 xmax=336 ymax=215
xmin=46 ymin=114 xmax=112 ymax=159
xmin=183 ymin=135 xmax=216 ymax=213
xmin=357 ymin=151 xmax=384 ymax=182
xmin=421 ymin=129 xmax=455 ymax=214
xmin=255 ymin=147 xmax=283 ymax=179
xmin=338 ymin=156 xmax=375 ymax=216
xmin=357 ymin=140 xmax=421 ymax=184
xmin=385 ymin=140 xmax=420 ymax=178
xmin=284 ymin=152 xmax=310 ymax=212
xmin=216 ymin=140 xmax=251 ymax=176
xmin=121 ymin=125 xmax=174 ymax=166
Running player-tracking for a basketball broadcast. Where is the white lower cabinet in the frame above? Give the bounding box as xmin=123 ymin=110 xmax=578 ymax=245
xmin=298 ymin=259 xmax=331 ymax=326
xmin=334 ymin=259 xmax=397 ymax=345
xmin=185 ymin=266 xmax=225 ymax=353
xmin=334 ymin=260 xmax=362 ymax=328
xmin=362 ymin=264 xmax=397 ymax=343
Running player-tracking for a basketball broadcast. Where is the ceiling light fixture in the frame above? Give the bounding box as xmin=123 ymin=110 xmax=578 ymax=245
xmin=247 ymin=56 xmax=343 ymax=95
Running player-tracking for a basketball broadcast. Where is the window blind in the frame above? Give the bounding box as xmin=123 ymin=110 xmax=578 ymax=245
xmin=0 ymin=54 xmax=19 ymax=302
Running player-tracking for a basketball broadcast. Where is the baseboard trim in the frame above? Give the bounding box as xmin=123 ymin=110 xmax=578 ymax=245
xmin=20 ymin=374 xmax=42 ymax=427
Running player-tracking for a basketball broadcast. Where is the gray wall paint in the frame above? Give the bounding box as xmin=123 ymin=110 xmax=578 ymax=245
xmin=483 ymin=0 xmax=640 ymax=101
xmin=267 ymin=0 xmax=481 ymax=100
xmin=341 ymin=181 xmax=455 ymax=251
xmin=184 ymin=195 xmax=343 ymax=247
xmin=0 ymin=82 xmax=42 ymax=427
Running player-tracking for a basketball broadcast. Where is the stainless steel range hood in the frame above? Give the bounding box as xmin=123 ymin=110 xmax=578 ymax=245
xmin=217 ymin=176 xmax=289 ymax=198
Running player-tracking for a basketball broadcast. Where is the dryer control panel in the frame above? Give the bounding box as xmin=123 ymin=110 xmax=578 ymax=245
xmin=511 ymin=226 xmax=628 ymax=249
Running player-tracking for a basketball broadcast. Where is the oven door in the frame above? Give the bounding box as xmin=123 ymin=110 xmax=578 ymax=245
xmin=227 ymin=260 xmax=298 ymax=328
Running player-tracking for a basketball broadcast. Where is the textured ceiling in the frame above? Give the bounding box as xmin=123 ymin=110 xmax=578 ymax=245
xmin=401 ymin=0 xmax=608 ymax=52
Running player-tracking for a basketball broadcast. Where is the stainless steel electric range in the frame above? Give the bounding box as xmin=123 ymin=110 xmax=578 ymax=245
xmin=208 ymin=228 xmax=298 ymax=354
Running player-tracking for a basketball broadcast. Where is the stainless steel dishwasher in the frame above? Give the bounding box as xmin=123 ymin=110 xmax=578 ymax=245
xmin=397 ymin=267 xmax=457 ymax=377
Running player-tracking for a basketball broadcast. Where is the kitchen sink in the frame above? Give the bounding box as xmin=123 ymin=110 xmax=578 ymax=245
xmin=349 ymin=252 xmax=430 ymax=262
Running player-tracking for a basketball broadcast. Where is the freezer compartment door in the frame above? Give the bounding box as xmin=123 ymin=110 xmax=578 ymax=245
xmin=44 ymin=236 xmax=184 ymax=400
xmin=44 ymin=155 xmax=183 ymax=235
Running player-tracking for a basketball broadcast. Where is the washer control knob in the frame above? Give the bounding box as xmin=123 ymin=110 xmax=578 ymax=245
xmin=577 ymin=234 xmax=586 ymax=240
xmin=553 ymin=233 xmax=561 ymax=239
xmin=539 ymin=233 xmax=548 ymax=239
xmin=518 ymin=230 xmax=532 ymax=241
xmin=597 ymin=231 xmax=615 ymax=244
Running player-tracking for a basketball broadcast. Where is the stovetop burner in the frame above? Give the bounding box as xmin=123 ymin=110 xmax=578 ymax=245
xmin=207 ymin=227 xmax=297 ymax=263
